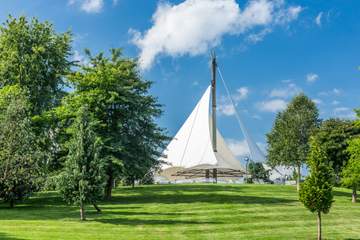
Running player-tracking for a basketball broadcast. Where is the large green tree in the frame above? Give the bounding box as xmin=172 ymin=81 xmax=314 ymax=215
xmin=313 ymin=119 xmax=360 ymax=184
xmin=55 ymin=49 xmax=167 ymax=198
xmin=0 ymin=16 xmax=72 ymax=115
xmin=267 ymin=94 xmax=320 ymax=190
xmin=341 ymin=109 xmax=360 ymax=203
xmin=58 ymin=106 xmax=106 ymax=220
xmin=0 ymin=16 xmax=73 ymax=177
xmin=299 ymin=137 xmax=334 ymax=240
xmin=0 ymin=85 xmax=42 ymax=207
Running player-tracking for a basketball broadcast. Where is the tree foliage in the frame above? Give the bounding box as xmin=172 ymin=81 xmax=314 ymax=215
xmin=247 ymin=162 xmax=270 ymax=183
xmin=57 ymin=106 xmax=106 ymax=220
xmin=0 ymin=85 xmax=42 ymax=207
xmin=299 ymin=137 xmax=334 ymax=240
xmin=267 ymin=94 xmax=319 ymax=190
xmin=341 ymin=110 xmax=360 ymax=203
xmin=312 ymin=119 xmax=360 ymax=183
xmin=0 ymin=16 xmax=72 ymax=115
xmin=54 ymin=49 xmax=167 ymax=197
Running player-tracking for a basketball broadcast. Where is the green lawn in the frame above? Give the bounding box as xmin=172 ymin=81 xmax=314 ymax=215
xmin=0 ymin=184 xmax=359 ymax=240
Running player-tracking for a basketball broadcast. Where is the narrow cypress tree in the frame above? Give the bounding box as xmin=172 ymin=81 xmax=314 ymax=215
xmin=58 ymin=106 xmax=106 ymax=220
xmin=299 ymin=137 xmax=334 ymax=240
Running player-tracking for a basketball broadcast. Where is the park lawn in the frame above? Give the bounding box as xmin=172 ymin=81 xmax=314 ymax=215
xmin=0 ymin=184 xmax=359 ymax=240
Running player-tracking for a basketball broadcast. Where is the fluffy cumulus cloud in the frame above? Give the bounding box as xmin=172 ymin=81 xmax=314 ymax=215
xmin=226 ymin=139 xmax=250 ymax=157
xmin=218 ymin=87 xmax=249 ymax=116
xmin=132 ymin=0 xmax=302 ymax=70
xmin=69 ymin=0 xmax=104 ymax=13
xmin=257 ymin=99 xmax=287 ymax=112
xmin=306 ymin=73 xmax=319 ymax=83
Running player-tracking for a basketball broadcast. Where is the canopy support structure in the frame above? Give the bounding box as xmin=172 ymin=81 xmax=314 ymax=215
xmin=211 ymin=52 xmax=218 ymax=183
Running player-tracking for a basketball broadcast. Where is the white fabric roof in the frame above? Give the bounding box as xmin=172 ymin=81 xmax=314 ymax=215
xmin=160 ymin=86 xmax=245 ymax=171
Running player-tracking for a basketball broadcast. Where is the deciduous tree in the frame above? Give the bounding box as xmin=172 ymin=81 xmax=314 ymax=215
xmin=341 ymin=109 xmax=360 ymax=203
xmin=313 ymin=119 xmax=359 ymax=184
xmin=0 ymin=85 xmax=42 ymax=207
xmin=267 ymin=94 xmax=319 ymax=190
xmin=299 ymin=137 xmax=334 ymax=240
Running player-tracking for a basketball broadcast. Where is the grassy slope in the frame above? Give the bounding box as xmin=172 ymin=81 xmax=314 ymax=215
xmin=0 ymin=184 xmax=359 ymax=240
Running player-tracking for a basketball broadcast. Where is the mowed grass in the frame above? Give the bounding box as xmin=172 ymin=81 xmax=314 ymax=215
xmin=0 ymin=184 xmax=359 ymax=240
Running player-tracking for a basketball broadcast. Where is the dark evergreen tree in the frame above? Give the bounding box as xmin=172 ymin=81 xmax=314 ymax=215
xmin=57 ymin=106 xmax=106 ymax=220
xmin=247 ymin=162 xmax=270 ymax=183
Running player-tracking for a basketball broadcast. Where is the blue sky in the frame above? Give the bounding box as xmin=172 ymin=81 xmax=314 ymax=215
xmin=1 ymin=0 xmax=360 ymax=158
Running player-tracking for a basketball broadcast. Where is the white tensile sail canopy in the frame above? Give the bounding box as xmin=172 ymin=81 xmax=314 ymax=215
xmin=160 ymin=86 xmax=245 ymax=176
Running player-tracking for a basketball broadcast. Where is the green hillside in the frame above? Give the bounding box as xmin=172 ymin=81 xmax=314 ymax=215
xmin=0 ymin=184 xmax=359 ymax=240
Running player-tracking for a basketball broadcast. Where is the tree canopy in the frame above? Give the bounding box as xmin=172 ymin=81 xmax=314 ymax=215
xmin=312 ymin=118 xmax=360 ymax=183
xmin=267 ymin=94 xmax=320 ymax=190
xmin=58 ymin=106 xmax=106 ymax=220
xmin=0 ymin=85 xmax=43 ymax=207
xmin=299 ymin=137 xmax=334 ymax=240
xmin=54 ymin=49 xmax=167 ymax=197
xmin=0 ymin=16 xmax=72 ymax=115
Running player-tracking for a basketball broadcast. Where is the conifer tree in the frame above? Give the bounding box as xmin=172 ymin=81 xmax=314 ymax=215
xmin=58 ymin=106 xmax=106 ymax=220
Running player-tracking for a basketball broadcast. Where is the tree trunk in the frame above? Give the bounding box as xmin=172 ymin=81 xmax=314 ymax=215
xmin=352 ymin=189 xmax=357 ymax=203
xmin=296 ymin=164 xmax=301 ymax=191
xmin=105 ymin=172 xmax=113 ymax=200
xmin=9 ymin=199 xmax=14 ymax=208
xmin=93 ymin=203 xmax=101 ymax=213
xmin=317 ymin=211 xmax=322 ymax=240
xmin=80 ymin=202 xmax=85 ymax=221
xmin=132 ymin=178 xmax=135 ymax=188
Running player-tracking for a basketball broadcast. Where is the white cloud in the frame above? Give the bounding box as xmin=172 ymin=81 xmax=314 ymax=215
xmin=132 ymin=0 xmax=302 ymax=70
xmin=73 ymin=50 xmax=88 ymax=66
xmin=312 ymin=98 xmax=322 ymax=105
xmin=333 ymin=107 xmax=356 ymax=119
xmin=69 ymin=0 xmax=104 ymax=13
xmin=218 ymin=87 xmax=249 ymax=116
xmin=246 ymin=28 xmax=272 ymax=44
xmin=234 ymin=87 xmax=249 ymax=101
xmin=319 ymin=88 xmax=342 ymax=96
xmin=269 ymin=83 xmax=301 ymax=98
xmin=306 ymin=73 xmax=319 ymax=83
xmin=218 ymin=103 xmax=236 ymax=116
xmin=257 ymin=99 xmax=287 ymax=112
xmin=315 ymin=12 xmax=323 ymax=26
xmin=226 ymin=139 xmax=250 ymax=157
xmin=332 ymin=100 xmax=340 ymax=106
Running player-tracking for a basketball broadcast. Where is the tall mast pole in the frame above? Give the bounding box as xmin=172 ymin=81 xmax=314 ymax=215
xmin=211 ymin=52 xmax=217 ymax=153
xmin=211 ymin=52 xmax=218 ymax=183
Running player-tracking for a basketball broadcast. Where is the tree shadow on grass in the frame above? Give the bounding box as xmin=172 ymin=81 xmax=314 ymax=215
xmin=0 ymin=233 xmax=25 ymax=240
xmin=333 ymin=190 xmax=352 ymax=198
xmin=92 ymin=218 xmax=220 ymax=226
xmin=108 ymin=193 xmax=296 ymax=205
